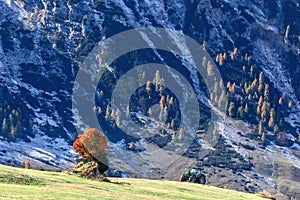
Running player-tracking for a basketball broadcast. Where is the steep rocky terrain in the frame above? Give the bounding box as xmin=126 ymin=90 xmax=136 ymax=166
xmin=0 ymin=0 xmax=299 ymax=199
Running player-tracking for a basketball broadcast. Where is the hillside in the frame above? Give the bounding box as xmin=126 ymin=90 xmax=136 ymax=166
xmin=0 ymin=164 xmax=267 ymax=200
xmin=0 ymin=0 xmax=300 ymax=199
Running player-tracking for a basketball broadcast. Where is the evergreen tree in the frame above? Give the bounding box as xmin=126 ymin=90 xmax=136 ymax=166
xmin=258 ymin=121 xmax=263 ymax=135
xmin=105 ymin=105 xmax=110 ymax=120
xmin=244 ymin=103 xmax=249 ymax=113
xmin=274 ymin=124 xmax=279 ymax=133
xmin=228 ymin=102 xmax=235 ymax=117
xmin=207 ymin=61 xmax=214 ymax=77
xmin=279 ymin=97 xmax=284 ymax=105
xmin=237 ymin=106 xmax=244 ymax=118
xmin=288 ymin=101 xmax=293 ymax=108
xmin=261 ymin=131 xmax=266 ymax=145
xmin=268 ymin=117 xmax=274 ymax=128
xmin=126 ymin=105 xmax=130 ymax=119
xmin=115 ymin=109 xmax=120 ymax=127
xmin=264 ymin=84 xmax=269 ymax=100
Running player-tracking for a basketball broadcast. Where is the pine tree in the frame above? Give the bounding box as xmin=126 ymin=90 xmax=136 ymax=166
xmin=261 ymin=102 xmax=267 ymax=121
xmin=168 ymin=97 xmax=174 ymax=106
xmin=159 ymin=96 xmax=166 ymax=109
xmin=230 ymin=48 xmax=238 ymax=60
xmin=258 ymin=96 xmax=263 ymax=108
xmin=148 ymin=108 xmax=152 ymax=116
xmin=264 ymin=84 xmax=269 ymax=100
xmin=110 ymin=108 xmax=115 ymax=119
xmin=250 ymin=65 xmax=254 ymax=77
xmin=273 ymin=124 xmax=279 ymax=133
xmin=244 ymin=103 xmax=249 ymax=113
xmin=230 ymin=82 xmax=236 ymax=93
xmin=226 ymin=81 xmax=231 ymax=89
xmin=268 ymin=117 xmax=274 ymax=128
xmin=202 ymin=56 xmax=207 ymax=67
xmin=228 ymin=102 xmax=235 ymax=117
xmin=126 ymin=105 xmax=130 ymax=119
xmin=258 ymin=121 xmax=263 ymax=135
xmin=154 ymin=70 xmax=161 ymax=91
xmin=248 ymin=94 xmax=252 ymax=101
xmin=159 ymin=108 xmax=163 ymax=121
xmin=10 ymin=125 xmax=16 ymax=138
xmin=288 ymin=101 xmax=293 ymax=108
xmin=259 ymin=72 xmax=264 ymax=86
xmin=170 ymin=119 xmax=175 ymax=129
xmin=270 ymin=108 xmax=275 ymax=119
xmin=237 ymin=106 xmax=244 ymax=118
xmin=2 ymin=118 xmax=8 ymax=134
xmin=256 ymin=104 xmax=261 ymax=115
xmin=207 ymin=61 xmax=214 ymax=77
xmin=146 ymin=80 xmax=152 ymax=92
xmin=178 ymin=127 xmax=185 ymax=140
xmin=279 ymin=97 xmax=283 ymax=105
xmin=251 ymin=78 xmax=258 ymax=91
xmin=242 ymin=65 xmax=246 ymax=72
xmin=261 ymin=131 xmax=266 ymax=145
xmin=99 ymin=90 xmax=104 ymax=97
xmin=115 ymin=109 xmax=120 ymax=127
xmin=105 ymin=105 xmax=110 ymax=120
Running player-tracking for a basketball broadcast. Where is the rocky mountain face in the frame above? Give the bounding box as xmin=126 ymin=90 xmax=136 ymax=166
xmin=0 ymin=0 xmax=300 ymax=199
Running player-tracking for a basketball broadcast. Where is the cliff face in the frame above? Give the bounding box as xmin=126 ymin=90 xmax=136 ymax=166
xmin=0 ymin=0 xmax=299 ymax=198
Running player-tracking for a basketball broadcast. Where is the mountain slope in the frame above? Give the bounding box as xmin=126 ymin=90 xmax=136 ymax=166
xmin=0 ymin=0 xmax=299 ymax=199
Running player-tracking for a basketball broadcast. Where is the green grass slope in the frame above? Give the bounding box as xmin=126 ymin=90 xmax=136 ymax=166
xmin=0 ymin=164 xmax=268 ymax=200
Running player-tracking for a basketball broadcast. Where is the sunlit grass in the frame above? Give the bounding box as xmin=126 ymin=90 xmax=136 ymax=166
xmin=0 ymin=164 xmax=267 ymax=200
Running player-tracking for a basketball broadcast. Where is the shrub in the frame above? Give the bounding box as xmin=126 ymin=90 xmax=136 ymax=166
xmin=24 ymin=160 xmax=30 ymax=169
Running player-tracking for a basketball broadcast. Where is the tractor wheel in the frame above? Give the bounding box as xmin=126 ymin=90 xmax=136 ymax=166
xmin=180 ymin=175 xmax=187 ymax=182
xmin=198 ymin=175 xmax=206 ymax=184
xmin=189 ymin=175 xmax=197 ymax=183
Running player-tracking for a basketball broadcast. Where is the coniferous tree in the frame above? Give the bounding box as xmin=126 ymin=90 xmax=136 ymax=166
xmin=2 ymin=118 xmax=8 ymax=134
xmin=250 ymin=65 xmax=254 ymax=77
xmin=264 ymin=84 xmax=269 ymax=100
xmin=268 ymin=117 xmax=274 ymax=128
xmin=105 ymin=105 xmax=110 ymax=120
xmin=288 ymin=101 xmax=293 ymax=109
xmin=261 ymin=131 xmax=266 ymax=145
xmin=244 ymin=103 xmax=249 ymax=113
xmin=279 ymin=97 xmax=284 ymax=105
xmin=274 ymin=124 xmax=279 ymax=133
xmin=126 ymin=105 xmax=130 ymax=119
xmin=146 ymin=80 xmax=152 ymax=92
xmin=207 ymin=61 xmax=214 ymax=77
xmin=258 ymin=121 xmax=263 ymax=135
xmin=237 ymin=106 xmax=244 ymax=118
xmin=115 ymin=109 xmax=120 ymax=127
xmin=228 ymin=102 xmax=235 ymax=117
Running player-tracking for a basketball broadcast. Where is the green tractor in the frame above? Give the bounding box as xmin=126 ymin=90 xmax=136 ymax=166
xmin=180 ymin=168 xmax=206 ymax=184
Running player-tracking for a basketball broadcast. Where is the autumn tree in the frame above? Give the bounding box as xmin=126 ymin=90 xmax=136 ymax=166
xmin=228 ymin=102 xmax=235 ymax=117
xmin=288 ymin=101 xmax=293 ymax=109
xmin=72 ymin=128 xmax=109 ymax=173
xmin=244 ymin=103 xmax=249 ymax=113
xmin=268 ymin=117 xmax=274 ymax=128
xmin=105 ymin=105 xmax=110 ymax=120
xmin=237 ymin=106 xmax=244 ymax=118
xmin=279 ymin=97 xmax=283 ymax=105
xmin=207 ymin=61 xmax=214 ymax=76
xmin=261 ymin=132 xmax=266 ymax=145
xmin=264 ymin=84 xmax=269 ymax=100
xmin=258 ymin=121 xmax=263 ymax=135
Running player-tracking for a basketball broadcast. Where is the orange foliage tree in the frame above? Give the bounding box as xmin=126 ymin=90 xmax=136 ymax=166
xmin=73 ymin=128 xmax=109 ymax=173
